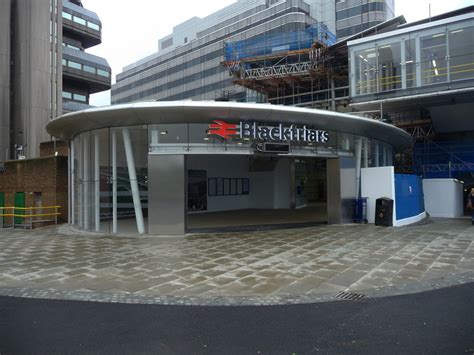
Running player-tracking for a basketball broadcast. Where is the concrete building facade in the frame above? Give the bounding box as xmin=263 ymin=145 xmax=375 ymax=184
xmin=0 ymin=0 xmax=111 ymax=160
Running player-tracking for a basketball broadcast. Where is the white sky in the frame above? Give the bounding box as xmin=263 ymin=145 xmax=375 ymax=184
xmin=83 ymin=0 xmax=473 ymax=106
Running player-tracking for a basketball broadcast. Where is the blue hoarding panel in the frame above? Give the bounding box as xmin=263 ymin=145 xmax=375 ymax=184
xmin=395 ymin=174 xmax=425 ymax=221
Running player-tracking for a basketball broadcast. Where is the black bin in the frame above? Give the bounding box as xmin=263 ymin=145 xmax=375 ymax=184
xmin=375 ymin=197 xmax=393 ymax=226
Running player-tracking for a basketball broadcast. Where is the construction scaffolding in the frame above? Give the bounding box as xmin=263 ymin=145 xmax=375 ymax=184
xmin=222 ymin=23 xmax=349 ymax=110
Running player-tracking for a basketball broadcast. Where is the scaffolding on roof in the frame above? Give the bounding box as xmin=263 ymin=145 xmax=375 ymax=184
xmin=221 ymin=23 xmax=349 ymax=109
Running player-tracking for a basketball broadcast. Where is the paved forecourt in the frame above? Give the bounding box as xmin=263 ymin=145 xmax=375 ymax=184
xmin=0 ymin=219 xmax=473 ymax=305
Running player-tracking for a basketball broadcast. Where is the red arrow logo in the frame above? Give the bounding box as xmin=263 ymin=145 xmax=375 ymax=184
xmin=208 ymin=120 xmax=238 ymax=139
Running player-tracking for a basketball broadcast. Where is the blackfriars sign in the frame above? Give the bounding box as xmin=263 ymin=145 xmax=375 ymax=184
xmin=209 ymin=120 xmax=329 ymax=143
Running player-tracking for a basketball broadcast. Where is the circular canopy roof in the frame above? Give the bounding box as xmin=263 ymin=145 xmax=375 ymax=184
xmin=47 ymin=101 xmax=412 ymax=148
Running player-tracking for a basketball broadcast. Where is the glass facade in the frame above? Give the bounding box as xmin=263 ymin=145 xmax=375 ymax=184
xmin=350 ymin=17 xmax=474 ymax=98
xmin=71 ymin=124 xmax=394 ymax=234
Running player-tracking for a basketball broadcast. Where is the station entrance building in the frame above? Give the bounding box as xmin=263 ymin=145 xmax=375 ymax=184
xmin=46 ymin=101 xmax=411 ymax=235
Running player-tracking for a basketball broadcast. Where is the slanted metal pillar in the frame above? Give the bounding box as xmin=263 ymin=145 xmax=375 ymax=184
xmin=122 ymin=128 xmax=145 ymax=235
xmin=94 ymin=133 xmax=100 ymax=232
xmin=112 ymin=130 xmax=117 ymax=234
xmin=70 ymin=140 xmax=75 ymax=225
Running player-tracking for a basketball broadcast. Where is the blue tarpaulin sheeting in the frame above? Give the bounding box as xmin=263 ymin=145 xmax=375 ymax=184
xmin=225 ymin=24 xmax=336 ymax=62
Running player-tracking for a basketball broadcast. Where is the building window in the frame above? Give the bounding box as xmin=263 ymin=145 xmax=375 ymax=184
xmin=87 ymin=22 xmax=100 ymax=31
xmin=73 ymin=93 xmax=87 ymax=102
xmin=83 ymin=65 xmax=96 ymax=74
xmin=62 ymin=11 xmax=72 ymax=20
xmin=421 ymin=32 xmax=447 ymax=85
xmin=449 ymin=26 xmax=474 ymax=81
xmin=62 ymin=91 xmax=72 ymax=99
xmin=62 ymin=58 xmax=67 ymax=66
xmin=67 ymin=61 xmax=81 ymax=70
xmin=378 ymin=42 xmax=402 ymax=92
xmin=97 ymin=69 xmax=110 ymax=78
xmin=73 ymin=16 xmax=86 ymax=26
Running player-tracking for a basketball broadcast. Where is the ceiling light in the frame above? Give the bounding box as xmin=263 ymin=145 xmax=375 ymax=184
xmin=204 ymin=137 xmax=210 ymax=141
xmin=450 ymin=29 xmax=464 ymax=34
xmin=434 ymin=68 xmax=439 ymax=76
xmin=432 ymin=33 xmax=445 ymax=38
xmin=160 ymin=131 xmax=168 ymax=135
xmin=432 ymin=59 xmax=437 ymax=67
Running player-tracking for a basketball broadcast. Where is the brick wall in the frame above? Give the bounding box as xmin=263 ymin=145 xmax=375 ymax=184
xmin=0 ymin=156 xmax=68 ymax=223
xmin=40 ymin=140 xmax=69 ymax=157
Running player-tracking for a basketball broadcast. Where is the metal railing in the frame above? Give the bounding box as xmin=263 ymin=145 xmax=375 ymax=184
xmin=0 ymin=206 xmax=61 ymax=229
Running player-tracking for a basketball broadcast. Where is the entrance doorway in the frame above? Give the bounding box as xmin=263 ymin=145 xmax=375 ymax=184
xmin=186 ymin=155 xmax=327 ymax=231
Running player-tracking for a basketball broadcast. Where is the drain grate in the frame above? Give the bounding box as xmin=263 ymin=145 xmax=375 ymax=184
xmin=335 ymin=290 xmax=366 ymax=301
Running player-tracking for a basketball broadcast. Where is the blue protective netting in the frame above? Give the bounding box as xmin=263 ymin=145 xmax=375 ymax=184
xmin=224 ymin=24 xmax=336 ymax=62
xmin=413 ymin=140 xmax=474 ymax=178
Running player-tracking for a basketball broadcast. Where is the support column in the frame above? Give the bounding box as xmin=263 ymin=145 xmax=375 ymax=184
xmin=415 ymin=37 xmax=422 ymax=87
xmin=375 ymin=142 xmax=380 ymax=167
xmin=70 ymin=140 xmax=75 ymax=225
xmin=330 ymin=76 xmax=336 ymax=111
xmin=83 ymin=134 xmax=90 ymax=230
xmin=327 ymin=158 xmax=341 ymax=224
xmin=363 ymin=138 xmax=369 ymax=168
xmin=78 ymin=138 xmax=83 ymax=228
xmin=355 ymin=137 xmax=362 ymax=199
xmin=122 ymin=128 xmax=145 ymax=235
xmin=112 ymin=130 xmax=117 ymax=234
xmin=94 ymin=133 xmax=100 ymax=232
xmin=382 ymin=145 xmax=387 ymax=166
xmin=148 ymin=154 xmax=185 ymax=235
xmin=401 ymin=39 xmax=407 ymax=90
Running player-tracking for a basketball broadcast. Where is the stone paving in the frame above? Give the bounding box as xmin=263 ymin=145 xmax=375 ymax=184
xmin=0 ymin=219 xmax=473 ymax=305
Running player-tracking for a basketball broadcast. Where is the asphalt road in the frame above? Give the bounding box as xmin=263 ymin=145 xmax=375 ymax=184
xmin=1 ymin=283 xmax=474 ymax=354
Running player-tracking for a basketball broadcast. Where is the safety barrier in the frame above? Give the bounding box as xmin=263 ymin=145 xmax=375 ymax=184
xmin=0 ymin=206 xmax=61 ymax=229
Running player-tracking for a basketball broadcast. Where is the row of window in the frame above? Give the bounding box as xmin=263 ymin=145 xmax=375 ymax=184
xmin=63 ymin=42 xmax=81 ymax=51
xmin=336 ymin=2 xmax=387 ymax=21
xmin=62 ymin=58 xmax=110 ymax=78
xmin=118 ymin=8 xmax=303 ymax=82
xmin=351 ymin=25 xmax=474 ymax=96
xmin=62 ymin=91 xmax=87 ymax=102
xmin=62 ymin=11 xmax=100 ymax=31
xmin=113 ymin=22 xmax=302 ymax=97
xmin=337 ymin=21 xmax=380 ymax=39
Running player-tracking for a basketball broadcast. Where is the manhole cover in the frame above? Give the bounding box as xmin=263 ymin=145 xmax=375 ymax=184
xmin=335 ymin=291 xmax=365 ymax=301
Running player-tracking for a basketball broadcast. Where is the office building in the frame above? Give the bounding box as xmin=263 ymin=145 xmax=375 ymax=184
xmin=0 ymin=0 xmax=111 ymax=160
xmin=112 ymin=0 xmax=394 ymax=106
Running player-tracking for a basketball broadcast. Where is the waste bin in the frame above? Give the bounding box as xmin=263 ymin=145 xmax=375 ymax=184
xmin=375 ymin=197 xmax=393 ymax=226
xmin=354 ymin=197 xmax=368 ymax=224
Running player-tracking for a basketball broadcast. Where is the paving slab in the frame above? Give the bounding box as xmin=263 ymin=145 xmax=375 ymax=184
xmin=0 ymin=218 xmax=473 ymax=305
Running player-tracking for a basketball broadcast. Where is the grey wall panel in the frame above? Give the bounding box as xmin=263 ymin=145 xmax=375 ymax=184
xmin=340 ymin=156 xmax=357 ymax=223
xmin=327 ymin=158 xmax=341 ymax=224
xmin=148 ymin=154 xmax=186 ymax=235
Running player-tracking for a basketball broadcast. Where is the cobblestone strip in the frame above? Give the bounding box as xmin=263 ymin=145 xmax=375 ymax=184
xmin=1 ymin=271 xmax=473 ymax=306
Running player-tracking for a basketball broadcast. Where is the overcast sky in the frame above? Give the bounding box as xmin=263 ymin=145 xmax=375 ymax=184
xmin=83 ymin=0 xmax=473 ymax=106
